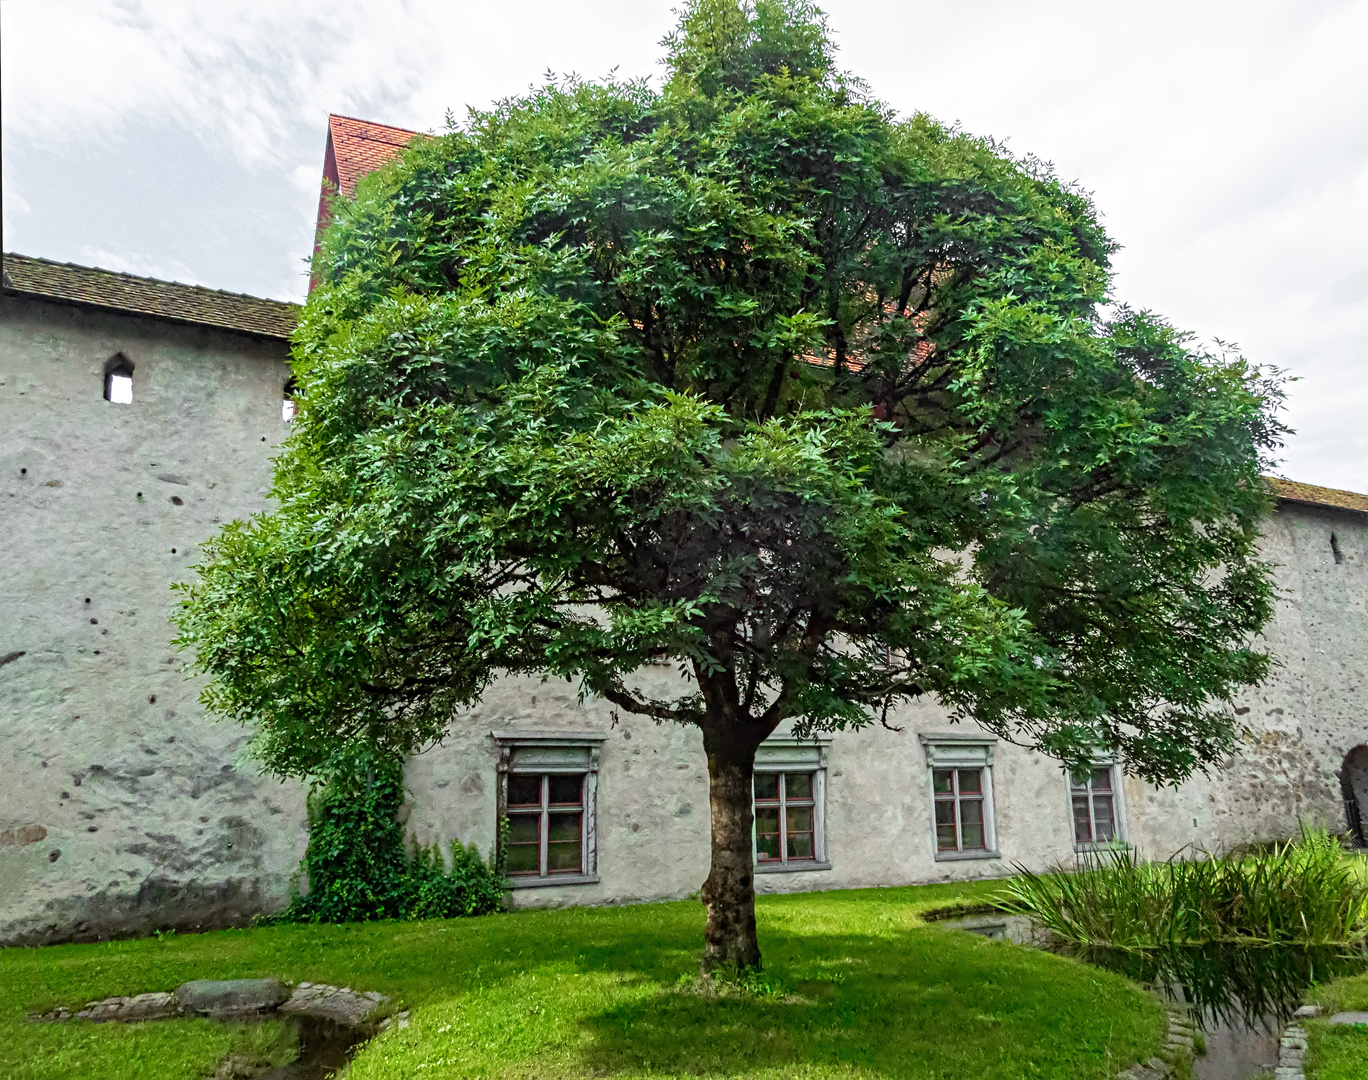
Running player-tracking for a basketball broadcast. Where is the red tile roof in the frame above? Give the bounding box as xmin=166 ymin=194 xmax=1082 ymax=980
xmin=2 ymin=253 xmax=299 ymax=340
xmin=327 ymin=114 xmax=423 ymax=199
xmin=1268 ymin=477 xmax=1368 ymax=516
xmin=312 ymin=114 xmax=427 ymax=289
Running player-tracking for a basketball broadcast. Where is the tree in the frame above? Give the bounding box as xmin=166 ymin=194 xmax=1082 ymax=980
xmin=175 ymin=0 xmax=1285 ymax=972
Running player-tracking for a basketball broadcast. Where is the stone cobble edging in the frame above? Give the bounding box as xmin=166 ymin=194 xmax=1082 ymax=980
xmin=35 ymin=978 xmax=389 ymax=1028
xmin=1116 ymin=1006 xmax=1197 ymax=1080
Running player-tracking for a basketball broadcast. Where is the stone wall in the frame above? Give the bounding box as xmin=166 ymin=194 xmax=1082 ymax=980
xmin=0 ymin=294 xmax=307 ymax=944
xmin=3 ymin=288 xmax=1366 ymax=940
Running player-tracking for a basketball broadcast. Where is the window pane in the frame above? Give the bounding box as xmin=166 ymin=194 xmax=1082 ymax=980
xmin=932 ymin=769 xmax=954 ymax=794
xmin=754 ymin=773 xmax=779 ymax=802
xmin=787 ymin=829 xmax=814 ymax=860
xmin=547 ymin=812 xmax=582 ymax=872
xmin=959 ymin=798 xmax=985 ymax=849
xmin=108 ymin=374 xmax=133 ymax=404
xmin=548 ymin=774 xmax=583 ymax=806
xmin=1092 ymin=794 xmax=1116 ymax=842
xmin=756 ymin=807 xmax=781 ymax=860
xmin=1091 ymin=767 xmax=1112 ymax=792
xmin=785 ymin=773 xmax=813 ymax=800
xmin=785 ymin=805 xmax=815 ymax=860
xmin=1072 ymin=793 xmax=1093 ymax=844
xmin=506 ymin=813 xmax=541 ymax=874
xmin=934 ymin=798 xmax=958 ymax=850
xmin=508 ymin=774 xmax=542 ymax=807
xmin=957 ymin=769 xmax=982 ymax=794
xmin=1069 ymin=772 xmax=1089 ymax=792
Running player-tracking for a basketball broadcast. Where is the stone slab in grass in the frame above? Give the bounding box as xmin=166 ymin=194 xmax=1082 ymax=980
xmin=173 ymin=979 xmax=289 ymax=1017
xmin=72 ymin=992 xmax=180 ymax=1023
xmin=1326 ymin=1011 xmax=1368 ymax=1026
xmin=278 ymin=982 xmax=387 ymax=1027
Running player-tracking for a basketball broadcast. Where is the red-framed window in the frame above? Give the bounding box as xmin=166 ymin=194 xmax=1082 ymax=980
xmin=933 ymin=767 xmax=986 ymax=852
xmin=754 ymin=771 xmax=816 ymax=865
xmin=505 ymin=772 xmax=585 ymax=877
xmin=1071 ymin=767 xmax=1117 ymax=845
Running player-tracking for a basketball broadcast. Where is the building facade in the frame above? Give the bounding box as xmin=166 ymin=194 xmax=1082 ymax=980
xmin=2 ymin=116 xmax=1366 ymax=945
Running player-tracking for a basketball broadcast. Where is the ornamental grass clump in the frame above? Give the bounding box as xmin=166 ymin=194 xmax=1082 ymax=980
xmin=999 ymin=828 xmax=1368 ymax=1022
xmin=1001 ymin=828 xmax=1368 ymax=949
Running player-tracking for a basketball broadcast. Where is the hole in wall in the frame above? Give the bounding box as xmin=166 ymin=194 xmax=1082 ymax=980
xmin=170 ymin=495 xmax=184 ymax=506
xmin=282 ymin=377 xmax=298 ymax=422
xmin=103 ymin=353 xmax=135 ymax=404
xmin=1331 ymin=533 xmax=1344 ymax=564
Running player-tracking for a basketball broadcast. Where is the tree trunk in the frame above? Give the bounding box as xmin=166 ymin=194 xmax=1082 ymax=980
xmin=700 ymin=734 xmax=761 ymax=972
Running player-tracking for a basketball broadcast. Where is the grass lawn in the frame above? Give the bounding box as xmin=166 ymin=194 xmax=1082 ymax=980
xmin=0 ymin=881 xmax=1168 ymax=1079
xmin=1305 ymin=969 xmax=1368 ymax=1080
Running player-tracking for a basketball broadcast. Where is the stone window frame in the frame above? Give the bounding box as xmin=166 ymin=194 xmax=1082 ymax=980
xmin=919 ymin=733 xmax=1001 ymax=862
xmin=753 ymin=736 xmax=832 ymax=874
xmin=492 ymin=730 xmax=605 ymax=889
xmin=1067 ymin=758 xmax=1129 ymax=853
xmin=103 ymin=352 xmax=135 ymax=404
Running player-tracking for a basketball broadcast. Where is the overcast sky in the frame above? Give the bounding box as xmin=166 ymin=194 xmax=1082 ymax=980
xmin=3 ymin=1 xmax=1365 ymax=491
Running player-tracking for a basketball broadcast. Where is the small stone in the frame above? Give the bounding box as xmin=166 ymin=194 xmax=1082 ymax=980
xmin=1293 ymin=1004 xmax=1322 ymax=1019
xmin=1280 ymin=1048 xmax=1306 ymax=1067
xmin=1146 ymin=1057 xmax=1171 ymax=1074
xmin=379 ymin=1009 xmax=411 ymax=1033
xmin=174 ymin=979 xmax=288 ymax=1017
xmin=1327 ymin=1011 xmax=1368 ymax=1026
xmin=278 ymin=983 xmax=386 ymax=1027
xmin=75 ymin=994 xmax=178 ymax=1023
xmin=1274 ymin=1069 xmax=1305 ymax=1080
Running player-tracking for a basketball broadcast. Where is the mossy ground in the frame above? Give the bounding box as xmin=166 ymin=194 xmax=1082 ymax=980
xmin=0 ymin=882 xmax=1167 ymax=1079
xmin=1306 ymin=969 xmax=1368 ymax=1080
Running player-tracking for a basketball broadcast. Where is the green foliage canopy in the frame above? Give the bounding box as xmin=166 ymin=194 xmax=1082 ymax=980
xmin=176 ymin=0 xmax=1285 ymax=785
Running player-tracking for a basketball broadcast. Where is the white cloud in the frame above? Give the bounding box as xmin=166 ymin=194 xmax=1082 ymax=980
xmin=2 ymin=178 xmax=31 ymax=248
xmin=77 ymin=246 xmax=206 ymax=286
xmin=2 ymin=0 xmax=1366 ymax=490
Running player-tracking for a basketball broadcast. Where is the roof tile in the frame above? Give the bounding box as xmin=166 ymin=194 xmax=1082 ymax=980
xmin=2 ymin=253 xmax=299 ymax=340
xmin=329 ymin=114 xmax=423 ymax=199
xmin=1267 ymin=477 xmax=1368 ymax=516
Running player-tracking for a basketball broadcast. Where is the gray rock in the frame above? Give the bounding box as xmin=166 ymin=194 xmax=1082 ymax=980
xmin=75 ymin=992 xmax=179 ymax=1022
xmin=174 ymin=978 xmax=288 ymax=1017
xmin=1327 ymin=1011 xmax=1368 ymax=1026
xmin=1293 ymin=1004 xmax=1322 ymax=1019
xmin=278 ymin=982 xmax=387 ymax=1027
xmin=1117 ymin=1066 xmax=1166 ymax=1080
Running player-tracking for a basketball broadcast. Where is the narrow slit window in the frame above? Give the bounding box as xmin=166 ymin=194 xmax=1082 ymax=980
xmin=282 ymin=378 xmax=298 ymax=422
xmin=1331 ymin=533 xmax=1344 ymax=565
xmin=103 ymin=354 xmax=135 ymax=404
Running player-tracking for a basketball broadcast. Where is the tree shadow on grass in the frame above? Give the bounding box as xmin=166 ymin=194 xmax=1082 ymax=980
xmin=567 ymin=925 xmax=1166 ymax=1079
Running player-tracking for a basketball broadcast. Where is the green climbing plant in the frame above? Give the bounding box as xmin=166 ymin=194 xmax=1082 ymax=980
xmin=276 ymin=750 xmax=504 ymax=924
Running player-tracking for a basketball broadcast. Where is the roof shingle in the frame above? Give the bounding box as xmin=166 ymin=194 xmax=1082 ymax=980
xmin=2 ymin=253 xmax=299 ymax=340
xmin=328 ymin=114 xmax=423 ymax=199
xmin=1268 ymin=477 xmax=1368 ymax=516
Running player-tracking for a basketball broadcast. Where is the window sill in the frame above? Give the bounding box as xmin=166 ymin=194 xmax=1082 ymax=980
xmin=755 ymin=860 xmax=832 ymax=875
xmin=933 ymin=849 xmax=1002 ymax=862
xmin=506 ymin=873 xmax=599 ymax=889
xmin=1074 ymin=840 xmax=1130 ymax=854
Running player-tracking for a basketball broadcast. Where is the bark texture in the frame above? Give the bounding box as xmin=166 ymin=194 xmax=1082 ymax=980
xmin=700 ymin=736 xmax=761 ymax=972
